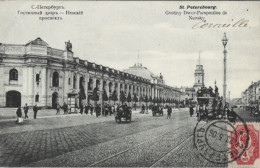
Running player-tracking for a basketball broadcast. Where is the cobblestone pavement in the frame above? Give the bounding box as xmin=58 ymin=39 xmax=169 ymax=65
xmin=0 ymin=109 xmax=189 ymax=167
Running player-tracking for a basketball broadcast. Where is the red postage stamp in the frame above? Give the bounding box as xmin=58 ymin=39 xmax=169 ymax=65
xmin=229 ymin=123 xmax=260 ymax=167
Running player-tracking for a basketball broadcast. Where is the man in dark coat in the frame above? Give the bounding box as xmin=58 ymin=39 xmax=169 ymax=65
xmin=189 ymin=106 xmax=194 ymax=117
xmin=23 ymin=103 xmax=29 ymax=119
xmin=79 ymin=104 xmax=84 ymax=114
xmin=85 ymin=104 xmax=89 ymax=115
xmin=63 ymin=102 xmax=68 ymax=114
xmin=96 ymin=105 xmax=101 ymax=118
xmin=167 ymin=106 xmax=172 ymax=119
xmin=33 ymin=105 xmax=38 ymax=119
xmin=16 ymin=106 xmax=22 ymax=118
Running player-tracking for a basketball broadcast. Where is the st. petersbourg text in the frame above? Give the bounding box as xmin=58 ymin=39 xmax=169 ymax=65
xmin=186 ymin=5 xmax=217 ymax=10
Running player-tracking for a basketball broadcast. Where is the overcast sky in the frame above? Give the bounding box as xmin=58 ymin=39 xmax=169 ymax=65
xmin=0 ymin=1 xmax=259 ymax=98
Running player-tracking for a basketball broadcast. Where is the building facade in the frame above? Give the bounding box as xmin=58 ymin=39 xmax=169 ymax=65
xmin=241 ymin=81 xmax=260 ymax=107
xmin=0 ymin=38 xmax=181 ymax=108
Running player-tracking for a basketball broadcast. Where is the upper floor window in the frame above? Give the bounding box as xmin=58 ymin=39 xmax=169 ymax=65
xmin=198 ymin=80 xmax=200 ymax=83
xmin=68 ymin=78 xmax=71 ymax=85
xmin=9 ymin=69 xmax=18 ymax=81
xmin=73 ymin=75 xmax=76 ymax=89
xmin=52 ymin=71 xmax=59 ymax=87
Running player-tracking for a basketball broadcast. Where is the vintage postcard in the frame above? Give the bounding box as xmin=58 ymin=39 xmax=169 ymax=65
xmin=0 ymin=1 xmax=259 ymax=167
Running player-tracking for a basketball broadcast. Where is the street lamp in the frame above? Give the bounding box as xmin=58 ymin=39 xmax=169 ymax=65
xmin=222 ymin=33 xmax=228 ymax=105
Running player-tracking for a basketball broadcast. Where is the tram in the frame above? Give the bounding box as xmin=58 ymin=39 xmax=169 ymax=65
xmin=196 ymin=86 xmax=223 ymax=122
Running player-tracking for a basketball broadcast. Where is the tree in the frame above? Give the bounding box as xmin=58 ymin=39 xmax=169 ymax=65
xmin=78 ymin=87 xmax=86 ymax=107
xmin=149 ymin=96 xmax=153 ymax=103
xmin=102 ymin=90 xmax=108 ymax=102
xmin=111 ymin=90 xmax=118 ymax=105
xmin=120 ymin=91 xmax=126 ymax=105
xmin=127 ymin=92 xmax=132 ymax=105
xmin=153 ymin=97 xmax=157 ymax=105
xmin=144 ymin=95 xmax=149 ymax=112
xmin=91 ymin=87 xmax=99 ymax=106
xmin=133 ymin=94 xmax=138 ymax=110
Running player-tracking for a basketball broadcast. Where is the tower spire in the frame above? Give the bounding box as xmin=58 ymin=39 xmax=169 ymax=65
xmin=138 ymin=49 xmax=139 ymax=65
xmin=199 ymin=51 xmax=201 ymax=65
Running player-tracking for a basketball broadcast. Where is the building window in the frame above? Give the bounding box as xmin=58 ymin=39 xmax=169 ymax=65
xmin=198 ymin=80 xmax=200 ymax=83
xmin=35 ymin=94 xmax=39 ymax=102
xmin=36 ymin=73 xmax=40 ymax=86
xmin=68 ymin=78 xmax=71 ymax=85
xmin=73 ymin=75 xmax=76 ymax=89
xmin=9 ymin=68 xmax=18 ymax=81
xmin=52 ymin=71 xmax=59 ymax=87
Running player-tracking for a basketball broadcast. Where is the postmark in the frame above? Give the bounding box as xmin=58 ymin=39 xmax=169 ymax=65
xmin=194 ymin=113 xmax=249 ymax=164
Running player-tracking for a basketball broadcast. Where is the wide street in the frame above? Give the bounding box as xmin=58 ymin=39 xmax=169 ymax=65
xmin=0 ymin=107 xmax=257 ymax=167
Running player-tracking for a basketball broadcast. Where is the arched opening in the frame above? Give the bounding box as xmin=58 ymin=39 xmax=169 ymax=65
xmin=9 ymin=68 xmax=18 ymax=81
xmin=120 ymin=84 xmax=123 ymax=92
xmin=52 ymin=92 xmax=58 ymax=109
xmin=52 ymin=71 xmax=59 ymax=87
xmin=6 ymin=91 xmax=21 ymax=107
xmin=35 ymin=94 xmax=39 ymax=102
xmin=96 ymin=80 xmax=100 ymax=91
xmin=109 ymin=82 xmax=112 ymax=94
xmin=88 ymin=78 xmax=93 ymax=91
xmin=79 ymin=77 xmax=86 ymax=107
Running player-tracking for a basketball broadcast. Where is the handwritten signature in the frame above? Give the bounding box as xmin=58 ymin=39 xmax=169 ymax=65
xmin=192 ymin=19 xmax=249 ymax=29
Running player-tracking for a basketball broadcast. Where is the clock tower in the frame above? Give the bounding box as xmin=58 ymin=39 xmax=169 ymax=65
xmin=193 ymin=53 xmax=204 ymax=92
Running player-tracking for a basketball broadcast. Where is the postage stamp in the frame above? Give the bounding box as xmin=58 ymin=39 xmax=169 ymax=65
xmin=228 ymin=123 xmax=260 ymax=167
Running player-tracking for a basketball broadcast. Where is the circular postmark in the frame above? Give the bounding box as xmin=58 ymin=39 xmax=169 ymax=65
xmin=193 ymin=114 xmax=249 ymax=164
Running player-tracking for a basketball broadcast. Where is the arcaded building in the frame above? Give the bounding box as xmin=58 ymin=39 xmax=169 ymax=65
xmin=0 ymin=38 xmax=181 ymax=108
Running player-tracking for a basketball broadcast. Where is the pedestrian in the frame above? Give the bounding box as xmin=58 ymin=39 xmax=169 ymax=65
xmin=33 ymin=104 xmax=39 ymax=119
xmin=85 ymin=104 xmax=89 ymax=115
xmin=108 ymin=104 xmax=112 ymax=116
xmin=189 ymin=106 xmax=194 ymax=117
xmin=63 ymin=102 xmax=68 ymax=114
xmin=16 ymin=106 xmax=23 ymax=123
xmin=56 ymin=103 xmax=60 ymax=115
xmin=96 ymin=104 xmax=101 ymax=118
xmin=79 ymin=104 xmax=84 ymax=114
xmin=167 ymin=106 xmax=172 ymax=119
xmin=90 ymin=104 xmax=93 ymax=115
xmin=23 ymin=103 xmax=29 ymax=119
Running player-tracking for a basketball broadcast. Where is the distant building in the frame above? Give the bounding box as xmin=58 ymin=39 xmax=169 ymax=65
xmin=241 ymin=80 xmax=260 ymax=107
xmin=180 ymin=55 xmax=205 ymax=106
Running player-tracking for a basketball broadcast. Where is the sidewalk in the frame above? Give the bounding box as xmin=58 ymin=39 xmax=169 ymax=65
xmin=0 ymin=107 xmax=187 ymax=122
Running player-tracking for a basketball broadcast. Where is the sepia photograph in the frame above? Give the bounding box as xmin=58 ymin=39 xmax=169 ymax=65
xmin=0 ymin=1 xmax=259 ymax=167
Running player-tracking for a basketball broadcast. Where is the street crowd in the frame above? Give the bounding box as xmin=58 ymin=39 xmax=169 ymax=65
xmin=15 ymin=102 xmax=175 ymax=124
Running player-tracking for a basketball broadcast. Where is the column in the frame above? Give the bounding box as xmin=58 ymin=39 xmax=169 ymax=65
xmin=41 ymin=67 xmax=47 ymax=106
xmin=93 ymin=77 xmax=96 ymax=91
xmin=85 ymin=75 xmax=89 ymax=105
xmin=126 ymin=84 xmax=129 ymax=95
xmin=117 ymin=82 xmax=120 ymax=98
xmin=105 ymin=81 xmax=109 ymax=95
xmin=130 ymin=85 xmax=133 ymax=96
xmin=28 ymin=66 xmax=34 ymax=106
xmin=99 ymin=78 xmax=103 ymax=103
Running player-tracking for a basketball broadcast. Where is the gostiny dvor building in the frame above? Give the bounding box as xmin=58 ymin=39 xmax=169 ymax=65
xmin=0 ymin=38 xmax=181 ymax=108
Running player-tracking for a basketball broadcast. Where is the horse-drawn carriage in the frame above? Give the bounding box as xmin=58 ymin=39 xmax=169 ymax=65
xmin=152 ymin=105 xmax=163 ymax=116
xmin=115 ymin=105 xmax=132 ymax=123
